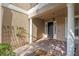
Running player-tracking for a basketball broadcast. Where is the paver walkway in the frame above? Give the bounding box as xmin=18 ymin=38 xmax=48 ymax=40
xmin=19 ymin=38 xmax=66 ymax=56
xmin=15 ymin=38 xmax=79 ymax=56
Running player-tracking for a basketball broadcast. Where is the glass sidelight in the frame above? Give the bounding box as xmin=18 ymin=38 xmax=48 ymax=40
xmin=75 ymin=17 xmax=79 ymax=39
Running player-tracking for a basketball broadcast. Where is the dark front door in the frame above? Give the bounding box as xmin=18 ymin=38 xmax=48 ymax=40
xmin=48 ymin=22 xmax=53 ymax=38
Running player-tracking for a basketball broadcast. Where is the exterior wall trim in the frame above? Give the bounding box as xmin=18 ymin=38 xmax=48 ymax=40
xmin=27 ymin=4 xmax=65 ymax=18
xmin=0 ymin=4 xmax=4 ymax=43
xmin=2 ymin=3 xmax=27 ymax=15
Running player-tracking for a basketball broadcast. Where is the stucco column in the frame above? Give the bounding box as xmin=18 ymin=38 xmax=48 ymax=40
xmin=29 ymin=18 xmax=32 ymax=44
xmin=67 ymin=3 xmax=75 ymax=56
xmin=0 ymin=4 xmax=2 ymax=43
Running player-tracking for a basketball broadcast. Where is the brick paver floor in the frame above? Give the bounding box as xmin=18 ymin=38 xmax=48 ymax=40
xmin=24 ymin=38 xmax=66 ymax=56
xmin=16 ymin=38 xmax=79 ymax=56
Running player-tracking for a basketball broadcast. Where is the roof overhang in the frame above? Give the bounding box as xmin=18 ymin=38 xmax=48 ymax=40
xmin=27 ymin=3 xmax=66 ymax=18
xmin=2 ymin=3 xmax=27 ymax=15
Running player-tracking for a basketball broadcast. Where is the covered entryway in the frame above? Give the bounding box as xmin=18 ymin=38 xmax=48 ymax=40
xmin=28 ymin=3 xmax=79 ymax=56
xmin=48 ymin=22 xmax=53 ymax=38
xmin=1 ymin=3 xmax=79 ymax=56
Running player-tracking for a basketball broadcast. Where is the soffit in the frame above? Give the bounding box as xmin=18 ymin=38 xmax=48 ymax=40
xmin=32 ymin=4 xmax=67 ymax=21
xmin=33 ymin=3 xmax=79 ymax=21
xmin=13 ymin=3 xmax=38 ymax=10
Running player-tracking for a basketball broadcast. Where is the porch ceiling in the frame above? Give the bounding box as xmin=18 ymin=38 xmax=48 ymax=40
xmin=32 ymin=4 xmax=67 ymax=21
xmin=12 ymin=3 xmax=38 ymax=10
xmin=32 ymin=3 xmax=79 ymax=21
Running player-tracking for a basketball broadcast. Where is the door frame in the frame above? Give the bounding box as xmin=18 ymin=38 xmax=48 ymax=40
xmin=45 ymin=20 xmax=57 ymax=39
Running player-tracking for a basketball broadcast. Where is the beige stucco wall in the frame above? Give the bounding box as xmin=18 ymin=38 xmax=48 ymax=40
xmin=2 ymin=7 xmax=13 ymax=44
xmin=32 ymin=18 xmax=45 ymax=42
xmin=11 ymin=10 xmax=29 ymax=49
xmin=55 ymin=17 xmax=65 ymax=41
xmin=2 ymin=7 xmax=29 ymax=49
xmin=11 ymin=10 xmax=29 ymax=42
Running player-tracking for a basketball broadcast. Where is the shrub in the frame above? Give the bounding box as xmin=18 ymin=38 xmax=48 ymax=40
xmin=0 ymin=43 xmax=16 ymax=56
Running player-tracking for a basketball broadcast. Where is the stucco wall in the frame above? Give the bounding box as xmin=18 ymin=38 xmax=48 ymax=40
xmin=32 ymin=18 xmax=45 ymax=42
xmin=55 ymin=17 xmax=65 ymax=41
xmin=11 ymin=10 xmax=29 ymax=49
xmin=2 ymin=7 xmax=13 ymax=44
xmin=2 ymin=7 xmax=29 ymax=49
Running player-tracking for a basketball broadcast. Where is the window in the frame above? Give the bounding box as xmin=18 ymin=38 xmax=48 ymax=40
xmin=75 ymin=18 xmax=79 ymax=36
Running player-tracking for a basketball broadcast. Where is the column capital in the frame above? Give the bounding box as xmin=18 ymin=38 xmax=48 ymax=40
xmin=66 ymin=3 xmax=74 ymax=7
xmin=29 ymin=18 xmax=32 ymax=20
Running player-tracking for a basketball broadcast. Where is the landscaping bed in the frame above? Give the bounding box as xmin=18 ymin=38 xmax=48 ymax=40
xmin=0 ymin=43 xmax=15 ymax=56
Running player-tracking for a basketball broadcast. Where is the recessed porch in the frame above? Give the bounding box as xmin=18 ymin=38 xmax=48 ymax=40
xmin=0 ymin=3 xmax=79 ymax=56
xmin=14 ymin=3 xmax=79 ymax=56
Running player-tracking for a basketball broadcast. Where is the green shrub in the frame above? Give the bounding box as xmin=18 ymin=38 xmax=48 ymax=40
xmin=0 ymin=43 xmax=16 ymax=56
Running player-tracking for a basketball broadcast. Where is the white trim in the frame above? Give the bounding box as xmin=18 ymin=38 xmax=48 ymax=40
xmin=29 ymin=18 xmax=32 ymax=44
xmin=27 ymin=3 xmax=48 ymax=15
xmin=45 ymin=22 xmax=47 ymax=37
xmin=53 ymin=21 xmax=57 ymax=39
xmin=0 ymin=4 xmax=3 ymax=43
xmin=27 ymin=4 xmax=65 ymax=18
xmin=2 ymin=3 xmax=27 ymax=15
